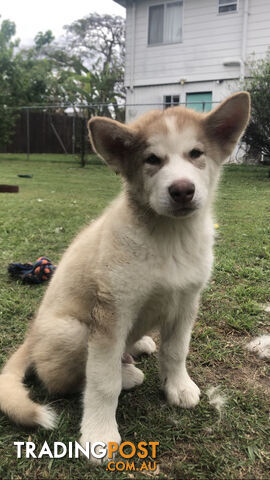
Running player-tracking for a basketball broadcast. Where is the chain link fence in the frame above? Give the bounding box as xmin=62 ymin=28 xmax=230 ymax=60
xmin=1 ymin=101 xmax=251 ymax=166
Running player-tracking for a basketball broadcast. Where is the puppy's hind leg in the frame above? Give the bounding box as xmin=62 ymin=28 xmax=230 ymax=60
xmin=129 ymin=336 xmax=156 ymax=357
xmin=121 ymin=355 xmax=144 ymax=390
xmin=122 ymin=335 xmax=156 ymax=389
xmin=32 ymin=316 xmax=88 ymax=395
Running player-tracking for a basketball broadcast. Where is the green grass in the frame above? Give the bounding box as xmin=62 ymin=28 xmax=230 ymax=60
xmin=0 ymin=156 xmax=269 ymax=480
xmin=0 ymin=153 xmax=103 ymax=165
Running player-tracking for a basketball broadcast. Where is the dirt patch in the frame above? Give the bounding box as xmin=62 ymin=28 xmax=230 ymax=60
xmin=197 ymin=343 xmax=270 ymax=398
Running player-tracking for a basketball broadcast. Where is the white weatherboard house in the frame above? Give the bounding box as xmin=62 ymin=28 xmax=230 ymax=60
xmin=114 ymin=0 xmax=270 ymax=122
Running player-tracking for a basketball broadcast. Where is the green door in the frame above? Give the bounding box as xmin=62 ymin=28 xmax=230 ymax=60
xmin=186 ymin=92 xmax=212 ymax=112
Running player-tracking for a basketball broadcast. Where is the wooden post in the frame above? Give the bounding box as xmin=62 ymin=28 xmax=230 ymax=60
xmin=0 ymin=185 xmax=19 ymax=193
xmin=81 ymin=117 xmax=86 ymax=168
xmin=72 ymin=115 xmax=76 ymax=156
xmin=26 ymin=108 xmax=30 ymax=161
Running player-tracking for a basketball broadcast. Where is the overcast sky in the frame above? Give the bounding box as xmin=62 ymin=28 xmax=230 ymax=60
xmin=0 ymin=0 xmax=125 ymax=47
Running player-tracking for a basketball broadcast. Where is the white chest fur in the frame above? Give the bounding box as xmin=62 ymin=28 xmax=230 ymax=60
xmin=110 ymin=211 xmax=214 ymax=324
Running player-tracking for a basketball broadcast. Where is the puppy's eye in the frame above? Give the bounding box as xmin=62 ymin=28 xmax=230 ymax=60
xmin=144 ymin=154 xmax=161 ymax=165
xmin=190 ymin=149 xmax=203 ymax=159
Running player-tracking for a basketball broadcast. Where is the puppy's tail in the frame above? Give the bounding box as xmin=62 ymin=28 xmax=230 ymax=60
xmin=0 ymin=338 xmax=57 ymax=429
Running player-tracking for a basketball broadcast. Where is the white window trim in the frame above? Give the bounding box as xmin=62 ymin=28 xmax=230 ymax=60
xmin=148 ymin=1 xmax=183 ymax=47
xmin=218 ymin=0 xmax=238 ymax=15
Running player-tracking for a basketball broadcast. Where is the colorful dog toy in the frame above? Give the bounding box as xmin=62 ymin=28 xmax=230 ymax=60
xmin=8 ymin=257 xmax=56 ymax=284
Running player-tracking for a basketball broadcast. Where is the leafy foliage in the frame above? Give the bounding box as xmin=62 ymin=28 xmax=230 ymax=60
xmin=0 ymin=18 xmax=19 ymax=147
xmin=0 ymin=13 xmax=126 ymax=147
xmin=243 ymin=52 xmax=270 ymax=157
xmin=50 ymin=13 xmax=126 ymax=118
xmin=0 ymin=18 xmax=64 ymax=147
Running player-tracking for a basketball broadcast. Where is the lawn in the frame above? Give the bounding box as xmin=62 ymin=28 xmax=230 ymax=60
xmin=0 ymin=155 xmax=269 ymax=480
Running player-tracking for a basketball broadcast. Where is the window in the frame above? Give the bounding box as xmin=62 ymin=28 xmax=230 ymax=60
xmin=218 ymin=0 xmax=237 ymax=14
xmin=148 ymin=2 xmax=183 ymax=45
xmin=186 ymin=92 xmax=212 ymax=113
xmin=164 ymin=95 xmax=180 ymax=109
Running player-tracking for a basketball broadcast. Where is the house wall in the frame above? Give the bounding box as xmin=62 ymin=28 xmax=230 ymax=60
xmin=126 ymin=79 xmax=237 ymax=122
xmin=125 ymin=0 xmax=270 ymax=87
xmin=123 ymin=0 xmax=270 ymax=122
xmin=247 ymin=0 xmax=270 ymax=58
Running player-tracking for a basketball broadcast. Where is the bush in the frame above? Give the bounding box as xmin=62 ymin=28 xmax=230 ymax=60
xmin=243 ymin=51 xmax=270 ymax=158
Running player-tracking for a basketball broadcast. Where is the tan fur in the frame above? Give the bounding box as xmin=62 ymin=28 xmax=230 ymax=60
xmin=0 ymin=93 xmax=250 ymax=450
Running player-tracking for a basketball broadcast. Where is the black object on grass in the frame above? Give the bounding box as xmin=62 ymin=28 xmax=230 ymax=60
xmin=0 ymin=185 xmax=19 ymax=193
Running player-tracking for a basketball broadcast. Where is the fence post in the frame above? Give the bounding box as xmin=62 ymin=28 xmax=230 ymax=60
xmin=80 ymin=117 xmax=86 ymax=168
xmin=26 ymin=108 xmax=30 ymax=161
xmin=72 ymin=116 xmax=75 ymax=156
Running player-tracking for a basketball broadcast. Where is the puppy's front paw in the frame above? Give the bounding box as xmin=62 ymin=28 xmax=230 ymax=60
xmin=165 ymin=376 xmax=200 ymax=408
xmin=80 ymin=427 xmax=121 ymax=464
xmin=129 ymin=336 xmax=157 ymax=357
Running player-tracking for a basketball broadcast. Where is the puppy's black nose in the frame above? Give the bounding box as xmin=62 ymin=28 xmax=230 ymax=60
xmin=168 ymin=180 xmax=195 ymax=203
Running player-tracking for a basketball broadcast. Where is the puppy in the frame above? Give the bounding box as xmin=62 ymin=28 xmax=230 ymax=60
xmin=0 ymin=92 xmax=250 ymax=455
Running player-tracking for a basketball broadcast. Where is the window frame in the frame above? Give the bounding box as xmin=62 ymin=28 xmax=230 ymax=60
xmin=148 ymin=1 xmax=183 ymax=46
xmin=218 ymin=0 xmax=238 ymax=15
xmin=163 ymin=94 xmax=180 ymax=109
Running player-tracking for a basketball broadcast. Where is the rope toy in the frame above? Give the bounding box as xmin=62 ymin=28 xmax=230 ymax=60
xmin=8 ymin=257 xmax=56 ymax=284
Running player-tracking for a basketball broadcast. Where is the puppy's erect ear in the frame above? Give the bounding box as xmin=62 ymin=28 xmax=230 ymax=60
xmin=204 ymin=92 xmax=250 ymax=160
xmin=88 ymin=117 xmax=139 ymax=174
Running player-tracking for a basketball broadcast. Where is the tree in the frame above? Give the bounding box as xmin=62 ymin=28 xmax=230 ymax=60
xmin=34 ymin=30 xmax=55 ymax=50
xmin=16 ymin=30 xmax=70 ymax=106
xmin=0 ymin=13 xmax=126 ymax=148
xmin=0 ymin=17 xmax=70 ymax=148
xmin=49 ymin=13 xmax=126 ymax=119
xmin=0 ymin=17 xmax=19 ymax=147
xmin=242 ymin=51 xmax=270 ymax=158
